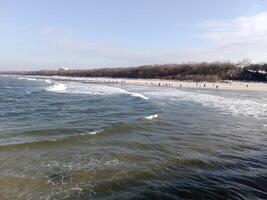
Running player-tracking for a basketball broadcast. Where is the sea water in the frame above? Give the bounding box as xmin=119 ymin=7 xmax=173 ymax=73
xmin=0 ymin=76 xmax=266 ymax=200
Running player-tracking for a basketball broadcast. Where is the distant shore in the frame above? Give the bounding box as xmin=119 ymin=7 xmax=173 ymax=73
xmin=21 ymin=75 xmax=267 ymax=92
xmin=1 ymin=62 xmax=267 ymax=83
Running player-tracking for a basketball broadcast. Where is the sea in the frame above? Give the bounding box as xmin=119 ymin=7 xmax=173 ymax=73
xmin=0 ymin=76 xmax=266 ymax=200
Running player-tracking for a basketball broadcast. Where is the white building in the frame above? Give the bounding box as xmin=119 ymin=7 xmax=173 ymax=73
xmin=58 ymin=67 xmax=69 ymax=71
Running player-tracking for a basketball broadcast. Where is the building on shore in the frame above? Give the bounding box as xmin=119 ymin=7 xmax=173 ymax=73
xmin=58 ymin=67 xmax=69 ymax=71
xmin=241 ymin=69 xmax=267 ymax=81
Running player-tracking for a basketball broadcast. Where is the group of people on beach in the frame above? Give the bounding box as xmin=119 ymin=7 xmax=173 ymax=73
xmin=95 ymin=78 xmax=252 ymax=90
xmin=196 ymin=82 xmax=219 ymax=89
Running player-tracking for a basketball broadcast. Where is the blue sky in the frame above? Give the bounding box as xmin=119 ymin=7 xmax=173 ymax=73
xmin=1 ymin=0 xmax=267 ymax=70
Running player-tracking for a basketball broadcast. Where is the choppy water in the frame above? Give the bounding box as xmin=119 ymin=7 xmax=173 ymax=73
xmin=0 ymin=76 xmax=266 ymax=200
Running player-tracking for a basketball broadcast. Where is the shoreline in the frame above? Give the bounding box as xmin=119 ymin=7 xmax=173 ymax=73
xmin=39 ymin=76 xmax=267 ymax=92
xmin=2 ymin=75 xmax=267 ymax=91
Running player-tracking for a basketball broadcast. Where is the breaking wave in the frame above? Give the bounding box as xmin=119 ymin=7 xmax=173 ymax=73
xmin=19 ymin=77 xmax=37 ymax=81
xmin=18 ymin=77 xmax=53 ymax=84
xmin=145 ymin=89 xmax=267 ymax=119
xmin=44 ymin=79 xmax=52 ymax=84
xmin=45 ymin=83 xmax=66 ymax=92
xmin=45 ymin=82 xmax=149 ymax=100
xmin=80 ymin=130 xmax=102 ymax=136
xmin=130 ymin=92 xmax=149 ymax=100
xmin=144 ymin=114 xmax=159 ymax=120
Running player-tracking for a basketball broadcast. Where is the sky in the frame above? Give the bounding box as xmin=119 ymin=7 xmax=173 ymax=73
xmin=1 ymin=0 xmax=267 ymax=70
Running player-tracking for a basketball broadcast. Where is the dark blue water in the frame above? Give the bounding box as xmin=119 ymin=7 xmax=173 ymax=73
xmin=0 ymin=76 xmax=266 ymax=200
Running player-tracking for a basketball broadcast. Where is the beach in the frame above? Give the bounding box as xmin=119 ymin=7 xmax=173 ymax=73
xmin=2 ymin=0 xmax=267 ymax=199
xmin=31 ymin=75 xmax=267 ymax=92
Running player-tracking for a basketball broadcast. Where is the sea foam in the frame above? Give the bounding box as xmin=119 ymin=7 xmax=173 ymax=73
xmin=80 ymin=130 xmax=101 ymax=136
xmin=45 ymin=83 xmax=66 ymax=92
xmin=18 ymin=77 xmax=53 ymax=84
xmin=145 ymin=114 xmax=159 ymax=120
xmin=45 ymin=81 xmax=149 ymax=100
xmin=145 ymin=89 xmax=267 ymax=119
xmin=44 ymin=79 xmax=52 ymax=84
xmin=130 ymin=92 xmax=149 ymax=100
xmin=19 ymin=77 xmax=37 ymax=81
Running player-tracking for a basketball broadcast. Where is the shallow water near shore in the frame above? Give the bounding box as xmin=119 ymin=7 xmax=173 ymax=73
xmin=0 ymin=76 xmax=267 ymax=200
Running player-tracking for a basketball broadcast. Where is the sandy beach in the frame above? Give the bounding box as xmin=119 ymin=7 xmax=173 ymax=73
xmin=36 ymin=76 xmax=267 ymax=92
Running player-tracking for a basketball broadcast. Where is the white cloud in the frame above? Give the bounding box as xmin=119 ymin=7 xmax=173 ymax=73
xmin=49 ymin=11 xmax=267 ymax=67
xmin=195 ymin=11 xmax=267 ymax=62
xmin=198 ymin=12 xmax=267 ymax=44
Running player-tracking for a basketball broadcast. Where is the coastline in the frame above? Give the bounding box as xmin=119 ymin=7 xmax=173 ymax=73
xmin=26 ymin=75 xmax=267 ymax=92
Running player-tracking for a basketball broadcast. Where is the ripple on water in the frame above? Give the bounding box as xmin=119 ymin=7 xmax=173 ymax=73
xmin=1 ymin=77 xmax=267 ymax=200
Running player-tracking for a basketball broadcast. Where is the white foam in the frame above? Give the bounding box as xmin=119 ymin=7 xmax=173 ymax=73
xmin=81 ymin=130 xmax=101 ymax=136
xmin=44 ymin=158 xmax=119 ymax=171
xmin=45 ymin=81 xmax=149 ymax=100
xmin=44 ymin=79 xmax=52 ymax=84
xmin=145 ymin=89 xmax=267 ymax=119
xmin=18 ymin=77 xmax=53 ymax=84
xmin=130 ymin=92 xmax=149 ymax=100
xmin=71 ymin=188 xmax=83 ymax=191
xmin=145 ymin=114 xmax=159 ymax=120
xmin=19 ymin=77 xmax=37 ymax=81
xmin=45 ymin=83 xmax=66 ymax=92
xmin=104 ymin=159 xmax=119 ymax=166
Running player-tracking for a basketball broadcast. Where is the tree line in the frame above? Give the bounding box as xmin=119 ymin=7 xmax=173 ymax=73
xmin=1 ymin=62 xmax=267 ymax=82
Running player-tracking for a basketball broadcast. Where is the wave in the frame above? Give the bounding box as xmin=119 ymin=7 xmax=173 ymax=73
xmin=17 ymin=76 xmax=149 ymax=100
xmin=44 ymin=79 xmax=52 ymax=84
xmin=80 ymin=130 xmax=101 ymax=136
xmin=0 ymin=121 xmax=143 ymax=151
xmin=130 ymin=92 xmax=149 ymax=100
xmin=18 ymin=77 xmax=37 ymax=81
xmin=45 ymin=83 xmax=66 ymax=92
xmin=144 ymin=114 xmax=159 ymax=120
xmin=0 ymin=128 xmax=125 ymax=151
xmin=45 ymin=81 xmax=149 ymax=100
xmin=145 ymin=89 xmax=267 ymax=119
xmin=18 ymin=76 xmax=53 ymax=84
